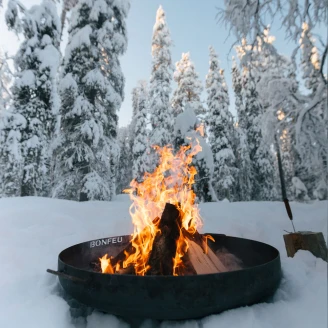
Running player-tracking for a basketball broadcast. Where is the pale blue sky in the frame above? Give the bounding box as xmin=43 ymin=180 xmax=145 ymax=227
xmin=1 ymin=0 xmax=326 ymax=127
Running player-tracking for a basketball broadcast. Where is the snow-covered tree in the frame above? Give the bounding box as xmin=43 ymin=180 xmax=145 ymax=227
xmin=0 ymin=111 xmax=26 ymax=197
xmin=60 ymin=0 xmax=78 ymax=36
xmin=116 ymin=126 xmax=132 ymax=194
xmin=0 ymin=51 xmax=13 ymax=110
xmin=231 ymin=57 xmax=252 ymax=201
xmin=241 ymin=66 xmax=277 ymax=200
xmin=206 ymin=46 xmax=237 ymax=200
xmin=3 ymin=0 xmax=61 ymax=197
xmin=174 ymin=104 xmax=216 ymax=202
xmin=300 ymin=22 xmax=322 ymax=95
xmin=219 ymin=1 xmax=327 ymax=199
xmin=171 ymin=52 xmax=204 ymax=117
xmin=292 ymin=176 xmax=309 ymax=201
xmin=234 ymin=127 xmax=252 ymax=201
xmin=132 ymin=81 xmax=149 ymax=182
xmin=231 ymin=57 xmax=244 ymax=126
xmin=148 ymin=6 xmax=173 ymax=148
xmin=298 ymin=22 xmax=327 ymax=198
xmin=279 ymin=128 xmax=294 ymax=199
xmin=53 ymin=0 xmax=130 ymax=201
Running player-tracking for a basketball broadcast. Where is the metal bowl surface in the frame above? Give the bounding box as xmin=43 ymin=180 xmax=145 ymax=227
xmin=57 ymin=234 xmax=281 ymax=321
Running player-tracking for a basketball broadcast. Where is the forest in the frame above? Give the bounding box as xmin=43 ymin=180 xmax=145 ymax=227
xmin=0 ymin=0 xmax=326 ymax=203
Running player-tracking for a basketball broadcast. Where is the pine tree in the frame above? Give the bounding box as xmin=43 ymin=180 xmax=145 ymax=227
xmin=171 ymin=52 xmax=204 ymax=117
xmin=206 ymin=46 xmax=237 ymax=200
xmin=132 ymin=81 xmax=149 ymax=182
xmin=174 ymin=104 xmax=215 ymax=202
xmin=3 ymin=0 xmax=61 ymax=197
xmin=53 ymin=0 xmax=130 ymax=201
xmin=148 ymin=6 xmax=173 ymax=148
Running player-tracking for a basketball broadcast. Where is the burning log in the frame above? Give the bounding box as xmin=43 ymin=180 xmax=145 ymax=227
xmin=97 ymin=202 xmax=228 ymax=276
xmin=146 ymin=203 xmax=182 ymax=275
xmin=97 ymin=217 xmax=161 ymax=275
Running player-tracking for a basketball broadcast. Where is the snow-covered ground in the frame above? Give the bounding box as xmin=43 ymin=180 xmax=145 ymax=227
xmin=0 ymin=195 xmax=327 ymax=328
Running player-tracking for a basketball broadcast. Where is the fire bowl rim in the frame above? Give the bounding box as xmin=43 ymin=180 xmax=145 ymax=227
xmin=58 ymin=233 xmax=280 ymax=278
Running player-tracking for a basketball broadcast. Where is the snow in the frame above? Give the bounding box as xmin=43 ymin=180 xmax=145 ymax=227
xmin=37 ymin=44 xmax=60 ymax=74
xmin=89 ymin=0 xmax=108 ymax=21
xmin=17 ymin=70 xmax=36 ymax=87
xmin=174 ymin=104 xmax=197 ymax=136
xmin=292 ymin=176 xmax=309 ymax=200
xmin=0 ymin=196 xmax=326 ymax=328
xmin=64 ymin=24 xmax=92 ymax=62
xmin=59 ymin=73 xmax=78 ymax=93
xmin=83 ymin=69 xmax=107 ymax=91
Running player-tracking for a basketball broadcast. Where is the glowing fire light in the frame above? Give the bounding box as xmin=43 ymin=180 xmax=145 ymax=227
xmin=100 ymin=142 xmax=205 ymax=276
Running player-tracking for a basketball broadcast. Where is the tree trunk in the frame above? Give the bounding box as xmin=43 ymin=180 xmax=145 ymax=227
xmin=283 ymin=231 xmax=328 ymax=262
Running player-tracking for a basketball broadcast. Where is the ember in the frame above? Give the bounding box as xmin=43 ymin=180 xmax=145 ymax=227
xmin=98 ymin=143 xmax=226 ymax=276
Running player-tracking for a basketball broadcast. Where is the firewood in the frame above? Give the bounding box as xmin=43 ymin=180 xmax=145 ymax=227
xmin=116 ymin=266 xmax=136 ymax=275
xmin=185 ymin=238 xmax=227 ymax=274
xmin=283 ymin=231 xmax=328 ymax=262
xmin=146 ymin=203 xmax=182 ymax=275
xmin=182 ymin=229 xmax=228 ymax=274
xmin=174 ymin=251 xmax=197 ymax=276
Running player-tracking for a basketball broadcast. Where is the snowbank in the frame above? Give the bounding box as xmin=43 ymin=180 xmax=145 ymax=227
xmin=0 ymin=196 xmax=326 ymax=328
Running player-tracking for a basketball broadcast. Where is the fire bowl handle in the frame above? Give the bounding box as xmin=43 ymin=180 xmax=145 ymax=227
xmin=46 ymin=269 xmax=87 ymax=284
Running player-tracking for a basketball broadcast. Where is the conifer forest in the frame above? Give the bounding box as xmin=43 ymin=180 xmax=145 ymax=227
xmin=0 ymin=0 xmax=326 ymax=203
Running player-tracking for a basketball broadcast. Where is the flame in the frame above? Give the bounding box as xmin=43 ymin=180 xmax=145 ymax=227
xmin=100 ymin=142 xmax=204 ymax=276
xmin=99 ymin=254 xmax=114 ymax=274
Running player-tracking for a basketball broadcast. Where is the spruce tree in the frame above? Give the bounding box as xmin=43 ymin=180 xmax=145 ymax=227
xmin=231 ymin=57 xmax=245 ymax=127
xmin=235 ymin=128 xmax=252 ymax=201
xmin=174 ymin=104 xmax=215 ymax=202
xmin=0 ymin=51 xmax=12 ymax=110
xmin=206 ymin=46 xmax=237 ymax=200
xmin=0 ymin=51 xmax=13 ymax=196
xmin=171 ymin=52 xmax=204 ymax=117
xmin=279 ymin=128 xmax=294 ymax=198
xmin=0 ymin=111 xmax=26 ymax=197
xmin=128 ymin=85 xmax=140 ymax=156
xmin=231 ymin=57 xmax=252 ymax=201
xmin=4 ymin=0 xmax=61 ymax=197
xmin=241 ymin=67 xmax=276 ymax=200
xmin=299 ymin=22 xmax=327 ymax=199
xmin=132 ymin=81 xmax=149 ymax=182
xmin=53 ymin=0 xmax=130 ymax=201
xmin=148 ymin=6 xmax=173 ymax=148
xmin=116 ymin=126 xmax=132 ymax=193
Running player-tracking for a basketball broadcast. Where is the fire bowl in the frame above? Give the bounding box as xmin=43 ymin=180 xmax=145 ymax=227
xmin=51 ymin=234 xmax=281 ymax=321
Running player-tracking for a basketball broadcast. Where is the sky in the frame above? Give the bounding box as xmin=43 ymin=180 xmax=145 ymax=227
xmin=0 ymin=0 xmax=327 ymax=127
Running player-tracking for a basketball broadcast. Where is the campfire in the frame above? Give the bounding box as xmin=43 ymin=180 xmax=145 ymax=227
xmin=98 ymin=143 xmax=228 ymax=276
xmin=46 ymin=138 xmax=282 ymax=321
